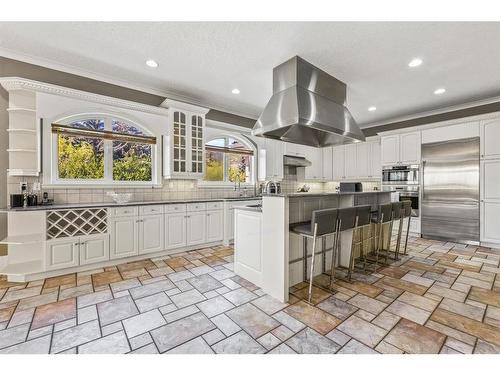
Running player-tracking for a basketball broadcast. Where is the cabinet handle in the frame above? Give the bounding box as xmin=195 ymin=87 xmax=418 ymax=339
xmin=74 ymin=243 xmax=80 ymax=246
xmin=207 ymin=214 xmax=211 ymax=217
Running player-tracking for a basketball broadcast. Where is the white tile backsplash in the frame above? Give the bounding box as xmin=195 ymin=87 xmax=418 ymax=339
xmin=6 ymin=173 xmax=380 ymax=206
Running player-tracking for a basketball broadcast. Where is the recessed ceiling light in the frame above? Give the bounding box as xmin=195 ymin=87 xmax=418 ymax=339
xmin=232 ymin=88 xmax=240 ymax=95
xmin=146 ymin=59 xmax=158 ymax=68
xmin=408 ymin=58 xmax=423 ymax=68
xmin=368 ymin=106 xmax=377 ymax=112
xmin=434 ymin=88 xmax=446 ymax=95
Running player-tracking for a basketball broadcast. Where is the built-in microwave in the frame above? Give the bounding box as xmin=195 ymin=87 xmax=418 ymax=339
xmin=382 ymin=164 xmax=419 ymax=185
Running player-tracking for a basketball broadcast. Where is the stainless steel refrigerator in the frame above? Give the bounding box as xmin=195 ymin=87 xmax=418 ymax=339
xmin=421 ymin=137 xmax=480 ymax=244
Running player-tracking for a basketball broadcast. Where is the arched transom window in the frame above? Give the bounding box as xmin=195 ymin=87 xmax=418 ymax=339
xmin=205 ymin=137 xmax=254 ymax=183
xmin=52 ymin=116 xmax=156 ymax=184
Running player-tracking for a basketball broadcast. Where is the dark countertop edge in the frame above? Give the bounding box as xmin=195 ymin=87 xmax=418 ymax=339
xmin=261 ymin=191 xmax=391 ymax=198
xmin=2 ymin=197 xmax=262 ymax=212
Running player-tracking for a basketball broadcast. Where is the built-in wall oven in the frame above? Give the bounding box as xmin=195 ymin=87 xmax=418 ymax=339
xmin=382 ymin=165 xmax=419 ymax=185
xmin=381 ymin=185 xmax=420 ymax=217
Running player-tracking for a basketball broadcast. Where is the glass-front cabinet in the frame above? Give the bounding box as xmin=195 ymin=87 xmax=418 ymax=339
xmin=162 ymin=99 xmax=209 ymax=179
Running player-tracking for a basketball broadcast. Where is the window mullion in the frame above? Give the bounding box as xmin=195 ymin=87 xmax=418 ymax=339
xmin=104 ymin=118 xmax=113 ymax=183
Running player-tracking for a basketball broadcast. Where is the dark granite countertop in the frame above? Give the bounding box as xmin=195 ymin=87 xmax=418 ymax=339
xmin=1 ymin=196 xmax=262 ymax=212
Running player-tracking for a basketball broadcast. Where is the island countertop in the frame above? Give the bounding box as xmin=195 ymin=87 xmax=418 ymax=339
xmin=261 ymin=191 xmax=390 ymax=198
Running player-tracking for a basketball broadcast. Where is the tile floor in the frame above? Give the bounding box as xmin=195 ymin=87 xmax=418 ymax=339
xmin=0 ymin=235 xmax=500 ymax=354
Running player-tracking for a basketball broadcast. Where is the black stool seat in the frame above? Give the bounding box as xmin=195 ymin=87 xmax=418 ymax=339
xmin=289 ymin=221 xmax=312 ymax=236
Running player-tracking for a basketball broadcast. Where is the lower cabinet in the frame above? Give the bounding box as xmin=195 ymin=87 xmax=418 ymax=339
xmin=206 ymin=210 xmax=223 ymax=242
xmin=45 ymin=238 xmax=80 ymax=271
xmin=110 ymin=216 xmax=138 ymax=259
xmin=46 ymin=233 xmax=109 ymax=271
xmin=481 ymin=201 xmax=500 ymax=244
xmin=138 ymin=214 xmax=164 ymax=254
xmin=165 ymin=212 xmax=187 ymax=250
xmin=186 ymin=212 xmax=207 ymax=246
xmin=80 ymin=234 xmax=110 ymax=266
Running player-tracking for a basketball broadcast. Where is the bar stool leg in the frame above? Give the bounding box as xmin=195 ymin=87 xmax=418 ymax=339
xmin=395 ymin=209 xmax=404 ymax=261
xmin=302 ymin=237 xmax=308 ymax=283
xmin=329 ymin=221 xmax=340 ymax=289
xmin=375 ymin=214 xmax=384 ymax=269
xmin=347 ymin=217 xmax=359 ymax=281
xmin=361 ymin=225 xmax=367 ymax=273
xmin=307 ymin=224 xmax=318 ymax=304
xmin=322 ymin=237 xmax=326 ymax=274
xmin=404 ymin=215 xmax=411 ymax=255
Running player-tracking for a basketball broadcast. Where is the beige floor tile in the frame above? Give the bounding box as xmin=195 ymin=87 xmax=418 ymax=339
xmin=385 ymin=318 xmax=446 ymax=354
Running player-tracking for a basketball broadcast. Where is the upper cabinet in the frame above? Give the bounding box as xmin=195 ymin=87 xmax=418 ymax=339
xmin=381 ymin=131 xmax=421 ymax=165
xmin=304 ymin=147 xmax=323 ymax=181
xmin=322 ymin=147 xmax=333 ymax=181
xmin=162 ymin=100 xmax=209 ymax=179
xmin=330 ymin=139 xmax=381 ymax=181
xmin=332 ymin=146 xmax=346 ymax=180
xmin=481 ymin=118 xmax=500 ymax=159
xmin=261 ymin=138 xmax=284 ymax=180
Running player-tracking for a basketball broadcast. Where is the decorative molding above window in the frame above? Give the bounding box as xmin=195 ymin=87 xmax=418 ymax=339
xmin=0 ymin=77 xmax=169 ymax=116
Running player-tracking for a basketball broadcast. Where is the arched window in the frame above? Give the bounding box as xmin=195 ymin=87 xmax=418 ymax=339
xmin=52 ymin=115 xmax=156 ymax=184
xmin=205 ymin=136 xmax=254 ymax=183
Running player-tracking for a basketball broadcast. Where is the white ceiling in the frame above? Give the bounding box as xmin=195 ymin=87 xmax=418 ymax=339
xmin=1 ymin=22 xmax=500 ymax=127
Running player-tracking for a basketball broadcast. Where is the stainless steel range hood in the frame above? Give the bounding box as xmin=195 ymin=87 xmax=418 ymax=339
xmin=252 ymin=56 xmax=365 ymax=147
xmin=283 ymin=155 xmax=311 ymax=167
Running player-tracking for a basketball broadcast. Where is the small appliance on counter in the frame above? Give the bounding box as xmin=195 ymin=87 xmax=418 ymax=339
xmin=339 ymin=182 xmax=363 ymax=192
xmin=10 ymin=194 xmax=24 ymax=208
xmin=9 ymin=181 xmax=42 ymax=208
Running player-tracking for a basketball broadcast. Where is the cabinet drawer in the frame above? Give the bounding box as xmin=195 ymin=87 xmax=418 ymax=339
xmin=140 ymin=205 xmax=164 ymax=215
xmin=109 ymin=206 xmax=138 ymax=217
xmin=187 ymin=202 xmax=207 ymax=212
xmin=165 ymin=203 xmax=186 ymax=213
xmin=206 ymin=201 xmax=223 ymax=210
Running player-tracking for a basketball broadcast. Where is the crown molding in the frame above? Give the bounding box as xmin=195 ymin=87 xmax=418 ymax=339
xmin=361 ymin=94 xmax=500 ymax=129
xmin=0 ymin=77 xmax=170 ymax=116
xmin=0 ymin=49 xmax=260 ymax=120
xmin=160 ymin=98 xmax=209 ymax=115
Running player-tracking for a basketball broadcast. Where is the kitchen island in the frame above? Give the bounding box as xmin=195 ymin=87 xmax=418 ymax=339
xmin=234 ymin=191 xmax=392 ymax=303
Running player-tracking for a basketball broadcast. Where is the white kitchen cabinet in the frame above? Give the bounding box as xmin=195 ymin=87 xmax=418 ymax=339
xmin=481 ymin=118 xmax=500 ymax=159
xmin=45 ymin=237 xmax=80 ymax=271
xmin=138 ymin=214 xmax=164 ymax=255
xmin=356 ymin=142 xmax=370 ymax=178
xmin=165 ymin=212 xmax=187 ymax=250
xmin=482 ymin=159 xmax=500 ymax=201
xmin=284 ymin=142 xmax=306 ymax=157
xmin=162 ymin=100 xmax=209 ymax=179
xmin=480 ymin=159 xmax=500 ymax=244
xmin=305 ymin=146 xmax=323 ymax=181
xmin=79 ymin=234 xmax=110 ymax=266
xmin=186 ymin=212 xmax=207 ymax=246
xmin=400 ymin=132 xmax=421 ymax=164
xmin=332 ymin=145 xmax=345 ymax=180
xmin=481 ymin=202 xmax=500 ymax=244
xmin=206 ymin=210 xmax=224 ymax=242
xmin=110 ymin=216 xmax=138 ymax=259
xmin=381 ymin=135 xmax=400 ymax=165
xmin=344 ymin=144 xmax=357 ymax=178
xmin=381 ymin=132 xmax=421 ymax=165
xmin=369 ymin=141 xmax=381 ymax=178
xmin=263 ymin=138 xmax=284 ymax=180
xmin=322 ymin=147 xmax=333 ymax=181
